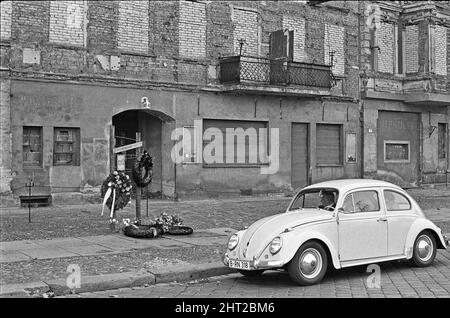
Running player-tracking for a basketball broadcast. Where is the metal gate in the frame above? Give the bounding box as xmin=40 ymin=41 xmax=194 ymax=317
xmin=377 ymin=111 xmax=420 ymax=185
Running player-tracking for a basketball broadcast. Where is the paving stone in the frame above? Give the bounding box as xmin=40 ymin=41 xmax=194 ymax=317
xmin=18 ymin=247 xmax=80 ymax=259
xmin=0 ymin=250 xmax=31 ymax=263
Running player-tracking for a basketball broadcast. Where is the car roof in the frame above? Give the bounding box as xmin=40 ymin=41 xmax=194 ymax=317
xmin=302 ymin=179 xmax=403 ymax=193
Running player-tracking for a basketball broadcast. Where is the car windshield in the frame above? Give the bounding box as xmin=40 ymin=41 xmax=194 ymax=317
xmin=288 ymin=188 xmax=339 ymax=212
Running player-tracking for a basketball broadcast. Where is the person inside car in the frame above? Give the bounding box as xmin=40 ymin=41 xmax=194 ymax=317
xmin=319 ymin=190 xmax=336 ymax=210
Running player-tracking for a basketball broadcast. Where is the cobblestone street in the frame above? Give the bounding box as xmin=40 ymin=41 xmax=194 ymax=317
xmin=74 ymin=249 xmax=450 ymax=298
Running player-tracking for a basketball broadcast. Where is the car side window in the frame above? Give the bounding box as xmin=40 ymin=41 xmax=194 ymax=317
xmin=384 ymin=190 xmax=411 ymax=211
xmin=352 ymin=190 xmax=380 ymax=213
xmin=342 ymin=194 xmax=355 ymax=213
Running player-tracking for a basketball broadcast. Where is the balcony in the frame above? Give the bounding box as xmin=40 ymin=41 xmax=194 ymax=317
xmin=218 ymin=55 xmax=335 ymax=96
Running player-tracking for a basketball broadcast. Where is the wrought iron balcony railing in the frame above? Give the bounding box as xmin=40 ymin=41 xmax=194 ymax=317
xmin=219 ymin=55 xmax=334 ymax=89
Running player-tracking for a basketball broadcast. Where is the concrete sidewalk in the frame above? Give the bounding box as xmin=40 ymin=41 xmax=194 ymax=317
xmin=0 ymin=227 xmax=235 ymax=263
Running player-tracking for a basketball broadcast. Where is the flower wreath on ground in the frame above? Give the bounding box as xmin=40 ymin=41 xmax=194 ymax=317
xmin=101 ymin=171 xmax=132 ymax=225
xmin=122 ymin=212 xmax=193 ymax=238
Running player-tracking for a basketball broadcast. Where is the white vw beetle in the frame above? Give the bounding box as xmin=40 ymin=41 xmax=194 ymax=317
xmin=223 ymin=179 xmax=449 ymax=285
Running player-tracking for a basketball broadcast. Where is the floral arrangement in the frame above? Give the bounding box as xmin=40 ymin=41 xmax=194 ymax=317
xmin=101 ymin=171 xmax=133 ymax=224
xmin=154 ymin=212 xmax=184 ymax=233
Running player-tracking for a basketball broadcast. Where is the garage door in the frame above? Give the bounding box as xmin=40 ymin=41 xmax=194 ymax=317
xmin=377 ymin=111 xmax=420 ymax=184
xmin=291 ymin=123 xmax=309 ymax=190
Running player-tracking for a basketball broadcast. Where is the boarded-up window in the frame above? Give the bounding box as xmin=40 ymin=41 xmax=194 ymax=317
xmin=384 ymin=140 xmax=410 ymax=163
xmin=316 ymin=124 xmax=342 ymax=165
xmin=54 ymin=128 xmax=80 ymax=166
xmin=203 ymin=119 xmax=268 ymax=166
xmin=23 ymin=127 xmax=42 ymax=167
xmin=438 ymin=123 xmax=447 ymax=160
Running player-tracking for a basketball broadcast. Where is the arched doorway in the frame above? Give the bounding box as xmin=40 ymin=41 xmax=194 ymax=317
xmin=112 ymin=109 xmax=175 ymax=198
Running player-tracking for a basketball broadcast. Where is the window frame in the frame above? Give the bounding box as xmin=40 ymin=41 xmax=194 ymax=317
xmin=341 ymin=190 xmax=381 ymax=214
xmin=53 ymin=127 xmax=81 ymax=166
xmin=384 ymin=140 xmax=410 ymax=163
xmin=383 ymin=189 xmax=412 ymax=212
xmin=23 ymin=126 xmax=43 ymax=168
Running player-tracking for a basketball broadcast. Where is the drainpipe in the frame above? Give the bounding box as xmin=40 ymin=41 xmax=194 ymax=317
xmin=358 ymin=1 xmax=364 ymax=179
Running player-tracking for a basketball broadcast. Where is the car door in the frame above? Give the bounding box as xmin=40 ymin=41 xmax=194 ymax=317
xmin=383 ymin=188 xmax=417 ymax=256
xmin=338 ymin=188 xmax=388 ymax=262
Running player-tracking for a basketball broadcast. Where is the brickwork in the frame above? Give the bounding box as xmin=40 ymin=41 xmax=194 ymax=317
xmin=324 ymin=24 xmax=345 ymax=75
xmin=282 ymin=16 xmax=306 ymax=62
xmin=405 ymin=24 xmax=419 ymax=73
xmin=232 ymin=7 xmax=259 ymax=56
xmin=118 ymin=0 xmax=149 ymax=53
xmin=87 ymin=0 xmax=118 ymax=52
xmin=376 ymin=22 xmax=395 ymax=74
xmin=179 ymin=0 xmax=206 ymax=59
xmin=49 ymin=0 xmax=85 ymax=46
xmin=0 ymin=1 xmax=12 ymax=40
xmin=12 ymin=1 xmax=50 ymax=44
xmin=206 ymin=2 xmax=234 ymax=60
xmin=435 ymin=25 xmax=448 ymax=76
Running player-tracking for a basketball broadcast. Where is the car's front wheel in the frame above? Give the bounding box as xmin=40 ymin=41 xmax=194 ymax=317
xmin=410 ymin=231 xmax=437 ymax=267
xmin=288 ymin=241 xmax=328 ymax=286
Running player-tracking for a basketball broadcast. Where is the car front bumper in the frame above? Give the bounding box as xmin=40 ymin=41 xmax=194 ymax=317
xmin=223 ymin=253 xmax=284 ymax=270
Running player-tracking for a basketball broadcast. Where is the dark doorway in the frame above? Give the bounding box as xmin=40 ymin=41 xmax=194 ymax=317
xmin=112 ymin=110 xmax=162 ymax=198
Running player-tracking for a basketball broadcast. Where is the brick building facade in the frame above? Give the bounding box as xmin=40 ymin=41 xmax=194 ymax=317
xmin=0 ymin=1 xmax=449 ymax=207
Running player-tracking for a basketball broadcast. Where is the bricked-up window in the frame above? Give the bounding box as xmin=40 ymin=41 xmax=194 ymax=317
xmin=324 ymin=24 xmax=345 ymax=76
xmin=179 ymin=0 xmax=206 ymax=58
xmin=438 ymin=123 xmax=448 ymax=160
xmin=316 ymin=124 xmax=342 ymax=165
xmin=282 ymin=16 xmax=306 ymax=62
xmin=23 ymin=127 xmax=42 ymax=167
xmin=49 ymin=1 xmax=85 ymax=46
xmin=376 ymin=22 xmax=395 ymax=74
xmin=0 ymin=0 xmax=12 ymax=40
xmin=202 ymin=119 xmax=268 ymax=166
xmin=233 ymin=8 xmax=259 ymax=56
xmin=53 ymin=128 xmax=80 ymax=166
xmin=405 ymin=24 xmax=419 ymax=73
xmin=434 ymin=25 xmax=448 ymax=76
xmin=118 ymin=0 xmax=149 ymax=53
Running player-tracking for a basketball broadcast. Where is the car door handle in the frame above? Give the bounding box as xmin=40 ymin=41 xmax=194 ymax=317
xmin=377 ymin=217 xmax=387 ymax=222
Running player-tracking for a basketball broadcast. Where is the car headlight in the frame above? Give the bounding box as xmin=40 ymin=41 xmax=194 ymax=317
xmin=269 ymin=236 xmax=283 ymax=254
xmin=228 ymin=234 xmax=239 ymax=251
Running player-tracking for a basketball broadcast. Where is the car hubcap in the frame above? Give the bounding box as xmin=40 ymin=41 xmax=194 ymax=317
xmin=416 ymin=235 xmax=433 ymax=262
xmin=299 ymin=248 xmax=322 ymax=279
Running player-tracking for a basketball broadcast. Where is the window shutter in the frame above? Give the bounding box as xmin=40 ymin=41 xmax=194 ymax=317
xmin=317 ymin=124 xmax=342 ymax=165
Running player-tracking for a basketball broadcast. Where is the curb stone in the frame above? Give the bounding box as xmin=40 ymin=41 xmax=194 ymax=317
xmin=0 ymin=261 xmax=233 ymax=297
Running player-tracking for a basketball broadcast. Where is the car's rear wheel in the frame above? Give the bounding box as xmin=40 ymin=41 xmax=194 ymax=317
xmin=238 ymin=270 xmax=265 ymax=277
xmin=410 ymin=231 xmax=437 ymax=267
xmin=288 ymin=241 xmax=328 ymax=286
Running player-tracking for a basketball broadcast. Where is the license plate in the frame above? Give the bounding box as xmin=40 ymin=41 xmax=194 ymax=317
xmin=229 ymin=259 xmax=251 ymax=270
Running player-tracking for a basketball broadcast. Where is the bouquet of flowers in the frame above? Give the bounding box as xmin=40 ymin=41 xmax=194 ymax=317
xmin=154 ymin=212 xmax=184 ymax=233
xmin=101 ymin=171 xmax=133 ymax=224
